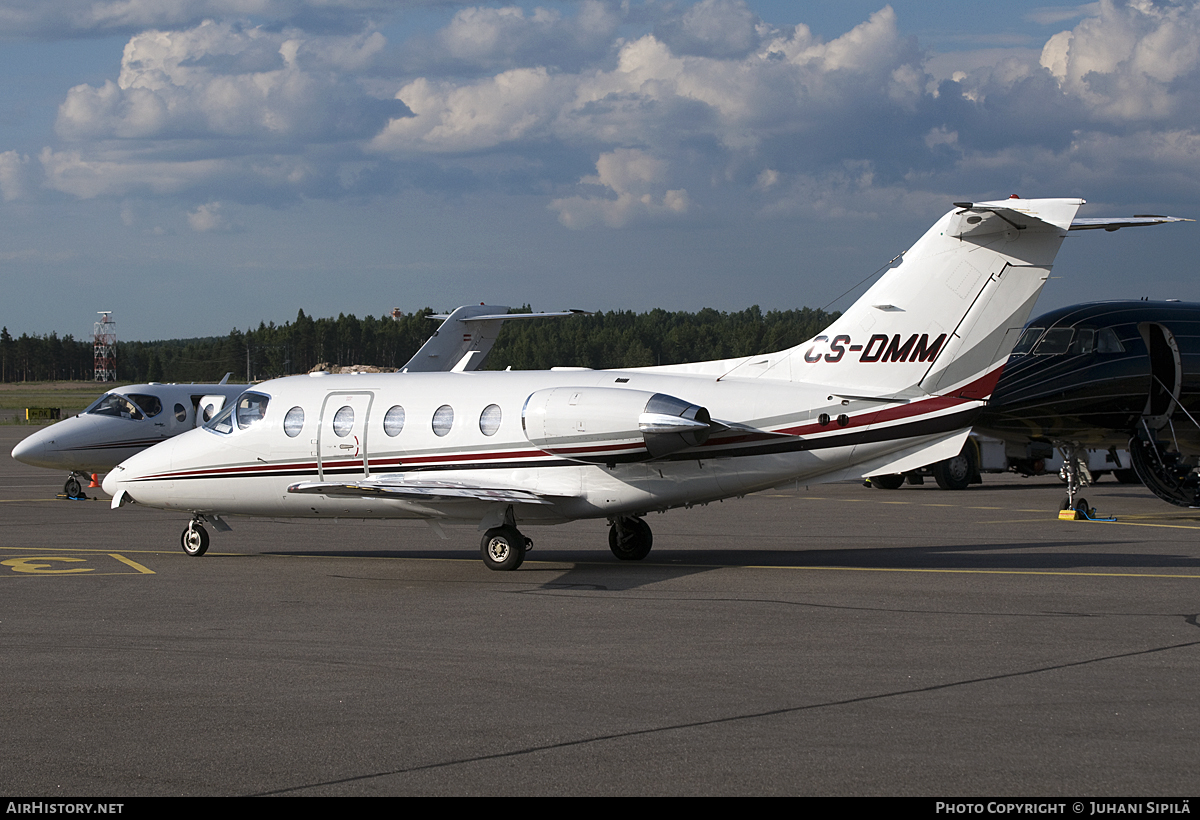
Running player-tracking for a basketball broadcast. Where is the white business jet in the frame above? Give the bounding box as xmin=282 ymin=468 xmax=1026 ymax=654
xmin=11 ymin=377 xmax=244 ymax=496
xmin=103 ymin=198 xmax=1185 ymax=569
xmin=12 ymin=305 xmax=568 ymax=495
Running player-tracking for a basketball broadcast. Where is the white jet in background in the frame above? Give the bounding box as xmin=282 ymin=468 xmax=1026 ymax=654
xmin=103 ymin=198 xmax=1186 ymax=569
xmin=11 ymin=377 xmax=243 ymax=497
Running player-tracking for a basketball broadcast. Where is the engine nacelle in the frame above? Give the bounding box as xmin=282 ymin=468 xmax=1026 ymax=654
xmin=522 ymin=387 xmax=712 ymax=463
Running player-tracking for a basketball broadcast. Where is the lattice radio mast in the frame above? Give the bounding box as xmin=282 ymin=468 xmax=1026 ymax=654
xmin=94 ymin=311 xmax=116 ymax=382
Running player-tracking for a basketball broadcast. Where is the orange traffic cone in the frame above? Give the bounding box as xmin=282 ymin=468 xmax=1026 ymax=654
xmin=88 ymin=473 xmax=100 ymax=488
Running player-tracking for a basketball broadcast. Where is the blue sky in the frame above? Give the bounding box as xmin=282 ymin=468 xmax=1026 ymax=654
xmin=1 ymin=1 xmax=1196 ymax=341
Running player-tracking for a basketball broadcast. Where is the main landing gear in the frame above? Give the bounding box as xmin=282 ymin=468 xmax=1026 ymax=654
xmin=609 ymin=516 xmax=653 ymax=561
xmin=480 ymin=525 xmax=532 ymax=571
xmin=479 ymin=513 xmax=655 ymax=570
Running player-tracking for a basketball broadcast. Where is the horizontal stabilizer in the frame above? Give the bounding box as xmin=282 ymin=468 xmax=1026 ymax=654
xmin=430 ymin=310 xmax=588 ymax=322
xmin=287 ymin=478 xmax=556 ymax=505
xmin=1069 ymin=215 xmax=1192 ymax=231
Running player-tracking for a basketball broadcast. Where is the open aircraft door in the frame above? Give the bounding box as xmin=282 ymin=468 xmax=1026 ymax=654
xmin=196 ymin=394 xmax=228 ymax=427
xmin=315 ymin=391 xmax=374 ymax=480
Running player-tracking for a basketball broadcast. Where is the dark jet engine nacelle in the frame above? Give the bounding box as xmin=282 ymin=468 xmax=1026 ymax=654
xmin=522 ymin=387 xmax=712 ymax=463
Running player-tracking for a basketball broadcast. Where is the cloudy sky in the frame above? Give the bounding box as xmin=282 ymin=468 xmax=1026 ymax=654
xmin=1 ymin=0 xmax=1197 ymax=341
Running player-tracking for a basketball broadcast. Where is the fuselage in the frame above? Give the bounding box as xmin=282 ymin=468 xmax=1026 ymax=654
xmin=104 ymin=366 xmax=985 ymax=524
xmin=976 ymin=301 xmax=1200 ymax=452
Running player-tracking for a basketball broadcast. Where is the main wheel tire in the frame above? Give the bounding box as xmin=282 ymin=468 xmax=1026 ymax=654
xmin=868 ymin=474 xmax=905 ymax=490
xmin=180 ymin=524 xmax=209 ymax=556
xmin=1112 ymin=468 xmax=1140 ymax=484
xmin=64 ymin=476 xmax=82 ymax=497
xmin=933 ymin=447 xmax=975 ymax=490
xmin=609 ymin=517 xmax=653 ymax=561
xmin=480 ymin=526 xmax=525 ymax=571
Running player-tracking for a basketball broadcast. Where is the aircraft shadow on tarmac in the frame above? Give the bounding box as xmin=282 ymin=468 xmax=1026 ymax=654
xmin=258 ymin=539 xmax=1200 ymax=576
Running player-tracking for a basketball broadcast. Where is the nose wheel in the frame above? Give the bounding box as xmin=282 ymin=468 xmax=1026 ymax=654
xmin=63 ymin=472 xmax=86 ymax=499
xmin=181 ymin=520 xmax=209 ymax=556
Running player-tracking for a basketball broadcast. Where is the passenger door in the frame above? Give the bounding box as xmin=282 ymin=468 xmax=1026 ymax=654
xmin=316 ymin=391 xmax=374 ymax=480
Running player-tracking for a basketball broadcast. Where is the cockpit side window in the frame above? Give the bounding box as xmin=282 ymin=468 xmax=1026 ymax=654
xmin=1096 ymin=328 xmax=1126 ymax=354
xmin=1012 ymin=327 xmax=1044 ymax=355
xmin=235 ymin=392 xmax=271 ymax=430
xmin=85 ymin=393 xmax=144 ymax=420
xmin=1068 ymin=329 xmax=1095 ymax=355
xmin=128 ymin=394 xmax=163 ymax=418
xmin=1033 ymin=328 xmax=1074 ymax=356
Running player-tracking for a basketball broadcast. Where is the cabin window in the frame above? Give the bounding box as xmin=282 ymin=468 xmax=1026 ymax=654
xmin=1033 ymin=328 xmax=1074 ymax=355
xmin=235 ymin=392 xmax=271 ymax=430
xmin=129 ymin=394 xmax=163 ymax=418
xmin=283 ymin=406 xmax=304 ymax=438
xmin=85 ymin=393 xmax=143 ymax=420
xmin=174 ymin=403 xmax=187 ymax=423
xmin=432 ymin=405 xmax=454 ymax=437
xmin=332 ymin=406 xmax=354 ymax=437
xmin=1097 ymin=328 xmax=1126 ymax=354
xmin=1012 ymin=327 xmax=1043 ymax=355
xmin=479 ymin=404 xmax=502 ymax=436
xmin=383 ymin=406 xmax=405 ymax=437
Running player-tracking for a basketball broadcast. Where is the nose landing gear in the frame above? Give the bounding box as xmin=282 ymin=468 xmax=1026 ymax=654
xmin=181 ymin=518 xmax=209 ymax=556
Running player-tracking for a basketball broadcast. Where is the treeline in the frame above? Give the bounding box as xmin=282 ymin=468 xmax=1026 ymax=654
xmin=0 ymin=306 xmax=838 ymax=383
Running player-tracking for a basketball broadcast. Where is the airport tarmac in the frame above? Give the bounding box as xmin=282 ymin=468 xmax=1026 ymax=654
xmin=2 ymin=424 xmax=1199 ymax=796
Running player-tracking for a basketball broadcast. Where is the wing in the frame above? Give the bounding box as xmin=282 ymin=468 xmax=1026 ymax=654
xmin=287 ymin=476 xmax=558 ymax=505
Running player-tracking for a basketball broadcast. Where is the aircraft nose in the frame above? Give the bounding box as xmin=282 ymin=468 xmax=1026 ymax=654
xmin=101 ymin=469 xmax=121 ymax=498
xmin=11 ymin=430 xmax=49 ymax=468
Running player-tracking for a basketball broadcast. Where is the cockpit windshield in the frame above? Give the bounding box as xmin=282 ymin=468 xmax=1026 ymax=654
xmin=1012 ymin=324 xmax=1127 ymax=357
xmin=204 ymin=404 xmax=235 ymax=435
xmin=1012 ymin=327 xmax=1044 ymax=355
xmin=1033 ymin=328 xmax=1075 ymax=355
xmin=85 ymin=393 xmax=144 ymax=420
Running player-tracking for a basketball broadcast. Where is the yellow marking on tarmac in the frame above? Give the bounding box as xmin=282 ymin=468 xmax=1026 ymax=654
xmin=1093 ymin=520 xmax=1200 ymax=532
xmin=730 ymin=564 xmax=1200 ymax=579
xmin=0 ymin=546 xmax=191 ymax=556
xmin=109 ymin=553 xmax=155 ymax=574
xmin=0 ymin=549 xmax=157 ymax=576
xmin=2 ymin=556 xmax=92 ymax=574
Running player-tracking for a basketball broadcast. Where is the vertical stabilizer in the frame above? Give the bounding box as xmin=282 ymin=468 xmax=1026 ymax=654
xmin=403 ymin=305 xmax=512 ymax=373
xmin=768 ymin=197 xmax=1084 ymax=398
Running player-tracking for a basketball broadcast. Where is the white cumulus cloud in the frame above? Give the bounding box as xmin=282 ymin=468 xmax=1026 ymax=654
xmin=550 ymin=149 xmax=690 ymax=228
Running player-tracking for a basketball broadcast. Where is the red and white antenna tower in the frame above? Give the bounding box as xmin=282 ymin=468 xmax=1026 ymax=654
xmin=94 ymin=311 xmax=116 ymax=382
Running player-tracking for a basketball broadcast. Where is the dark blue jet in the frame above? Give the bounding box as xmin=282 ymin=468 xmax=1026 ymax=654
xmin=974 ymin=300 xmax=1200 ymax=509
